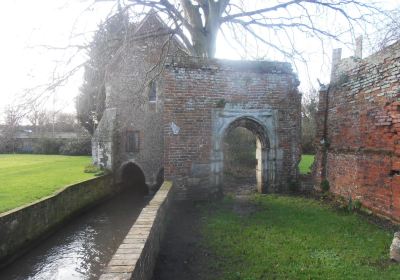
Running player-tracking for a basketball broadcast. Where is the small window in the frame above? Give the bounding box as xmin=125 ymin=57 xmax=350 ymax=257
xmin=126 ymin=130 xmax=140 ymax=152
xmin=149 ymin=81 xmax=157 ymax=102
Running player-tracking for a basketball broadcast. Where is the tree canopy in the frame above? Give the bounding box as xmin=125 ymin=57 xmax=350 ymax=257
xmin=76 ymin=10 xmax=129 ymax=134
xmin=117 ymin=0 xmax=387 ymax=59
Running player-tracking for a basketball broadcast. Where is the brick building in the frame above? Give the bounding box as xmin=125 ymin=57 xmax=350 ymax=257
xmin=93 ymin=13 xmax=302 ymax=198
xmin=314 ymin=41 xmax=400 ymax=221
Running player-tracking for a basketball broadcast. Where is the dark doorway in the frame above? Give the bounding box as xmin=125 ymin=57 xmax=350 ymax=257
xmin=223 ymin=127 xmax=258 ymax=195
xmin=121 ymin=162 xmax=149 ymax=195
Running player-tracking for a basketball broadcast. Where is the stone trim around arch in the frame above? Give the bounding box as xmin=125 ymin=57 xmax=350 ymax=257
xmin=211 ymin=108 xmax=281 ymax=193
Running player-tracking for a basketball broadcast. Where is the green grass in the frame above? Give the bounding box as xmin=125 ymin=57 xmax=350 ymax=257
xmin=0 ymin=154 xmax=95 ymax=213
xmin=202 ymin=195 xmax=400 ymax=280
xmin=299 ymin=154 xmax=315 ymax=174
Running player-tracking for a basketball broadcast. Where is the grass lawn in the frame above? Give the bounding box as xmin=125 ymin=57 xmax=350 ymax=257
xmin=0 ymin=154 xmax=95 ymax=213
xmin=202 ymin=195 xmax=400 ymax=280
xmin=299 ymin=154 xmax=315 ymax=174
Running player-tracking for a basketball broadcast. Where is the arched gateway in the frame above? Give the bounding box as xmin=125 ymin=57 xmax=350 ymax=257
xmin=92 ymin=15 xmax=301 ymax=200
xmin=211 ymin=110 xmax=277 ymax=193
xmin=161 ymin=57 xmax=301 ymax=199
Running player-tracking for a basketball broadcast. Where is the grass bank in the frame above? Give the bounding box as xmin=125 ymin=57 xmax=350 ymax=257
xmin=299 ymin=154 xmax=314 ymax=174
xmin=0 ymin=154 xmax=94 ymax=213
xmin=202 ymin=195 xmax=399 ymax=279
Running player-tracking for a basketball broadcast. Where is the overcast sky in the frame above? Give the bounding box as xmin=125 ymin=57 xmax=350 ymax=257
xmin=0 ymin=0 xmax=398 ymax=119
xmin=0 ymin=0 xmax=115 ymax=116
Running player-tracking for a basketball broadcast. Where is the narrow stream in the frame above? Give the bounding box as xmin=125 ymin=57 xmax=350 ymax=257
xmin=0 ymin=190 xmax=148 ymax=280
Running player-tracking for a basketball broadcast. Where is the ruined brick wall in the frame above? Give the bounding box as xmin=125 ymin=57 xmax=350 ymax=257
xmin=162 ymin=57 xmax=301 ymax=199
xmin=94 ymin=12 xmax=301 ymax=197
xmin=314 ymin=42 xmax=400 ymax=221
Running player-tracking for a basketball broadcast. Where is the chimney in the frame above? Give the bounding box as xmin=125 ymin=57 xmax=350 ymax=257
xmin=355 ymin=36 xmax=363 ymax=59
xmin=330 ymin=48 xmax=342 ymax=82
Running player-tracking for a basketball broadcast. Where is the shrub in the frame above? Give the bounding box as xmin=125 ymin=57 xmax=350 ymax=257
xmin=347 ymin=196 xmax=354 ymax=212
xmin=84 ymin=164 xmax=111 ymax=177
xmin=84 ymin=164 xmax=101 ymax=173
xmin=320 ymin=179 xmax=330 ymax=192
xmin=347 ymin=198 xmax=362 ymax=212
xmin=60 ymin=138 xmax=91 ymax=156
xmin=33 ymin=138 xmax=65 ymax=154
xmin=353 ymin=199 xmax=362 ymax=210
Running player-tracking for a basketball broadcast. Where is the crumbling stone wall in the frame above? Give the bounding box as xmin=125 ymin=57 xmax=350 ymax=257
xmin=162 ymin=57 xmax=301 ymax=199
xmin=314 ymin=41 xmax=400 ymax=221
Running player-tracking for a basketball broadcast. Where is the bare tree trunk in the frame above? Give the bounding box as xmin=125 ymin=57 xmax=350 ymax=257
xmin=181 ymin=0 xmax=228 ymax=58
xmin=189 ymin=22 xmax=219 ymax=58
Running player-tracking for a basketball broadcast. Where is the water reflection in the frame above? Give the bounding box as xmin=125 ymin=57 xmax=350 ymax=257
xmin=0 ymin=190 xmax=147 ymax=280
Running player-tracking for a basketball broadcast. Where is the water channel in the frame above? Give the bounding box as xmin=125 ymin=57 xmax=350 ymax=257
xmin=0 ymin=190 xmax=148 ymax=280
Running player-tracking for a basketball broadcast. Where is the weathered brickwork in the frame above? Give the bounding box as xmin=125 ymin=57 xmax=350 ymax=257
xmin=162 ymin=57 xmax=301 ymax=199
xmin=94 ymin=13 xmax=302 ymax=199
xmin=314 ymin=41 xmax=400 ymax=221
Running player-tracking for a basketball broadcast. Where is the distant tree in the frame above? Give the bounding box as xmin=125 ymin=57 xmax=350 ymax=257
xmin=26 ymin=104 xmax=86 ymax=135
xmin=301 ymin=89 xmax=318 ymax=154
xmin=224 ymin=127 xmax=257 ymax=178
xmin=76 ymin=9 xmax=130 ymax=134
xmin=27 ymin=103 xmax=49 ymax=135
xmin=55 ymin=113 xmax=78 ymax=132
xmin=0 ymin=105 xmax=24 ymax=153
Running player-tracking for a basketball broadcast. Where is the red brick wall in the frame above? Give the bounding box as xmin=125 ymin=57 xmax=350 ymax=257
xmin=162 ymin=57 xmax=301 ymax=199
xmin=314 ymin=42 xmax=400 ymax=221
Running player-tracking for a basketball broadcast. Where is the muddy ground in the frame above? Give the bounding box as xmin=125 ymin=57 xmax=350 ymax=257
xmin=151 ymin=200 xmax=212 ymax=280
xmin=152 ymin=176 xmax=257 ymax=280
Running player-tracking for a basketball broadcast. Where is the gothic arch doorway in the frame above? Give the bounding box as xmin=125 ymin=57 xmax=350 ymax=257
xmin=211 ymin=109 xmax=276 ymax=194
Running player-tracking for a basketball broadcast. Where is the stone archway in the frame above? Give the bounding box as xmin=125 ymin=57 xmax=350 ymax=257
xmin=119 ymin=161 xmax=149 ymax=195
xmin=211 ymin=108 xmax=278 ymax=193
